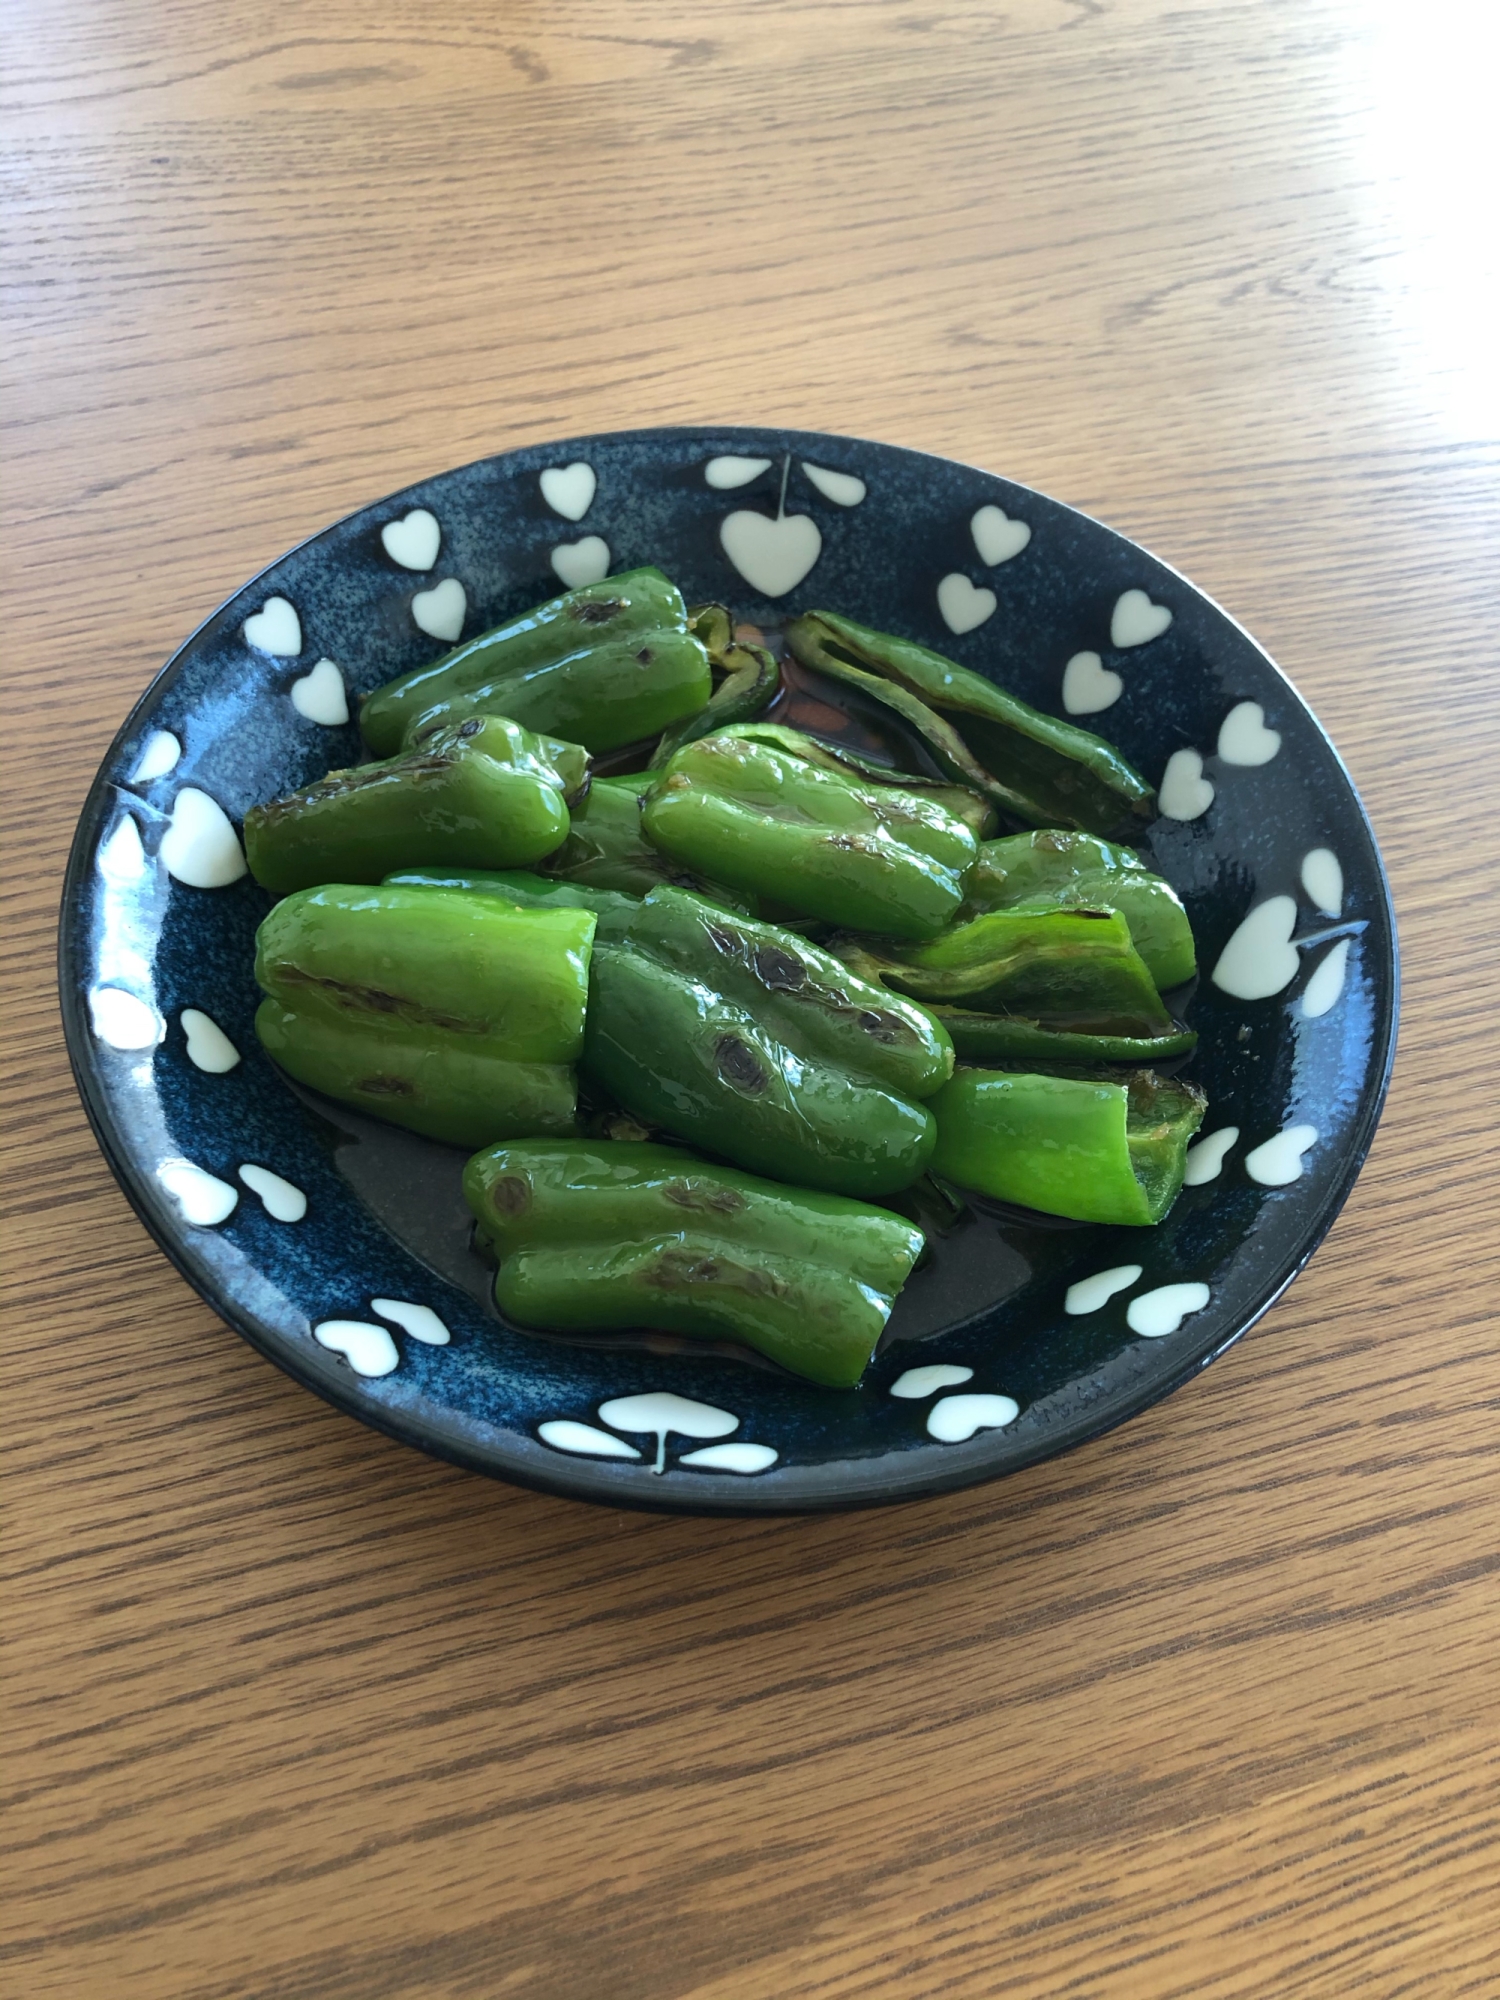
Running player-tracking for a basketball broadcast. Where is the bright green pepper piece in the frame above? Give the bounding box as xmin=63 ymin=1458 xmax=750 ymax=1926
xmin=360 ymin=568 xmax=711 ymax=757
xmin=642 ymin=728 xmax=978 ymax=940
xmin=930 ymin=1068 xmax=1206 ymax=1225
xmin=648 ymin=639 xmax=781 ymax=767
xmin=710 ymin=722 xmax=998 ymax=842
xmin=253 ymin=884 xmax=593 ymax=1146
xmin=786 ymin=610 xmax=1154 ymax=838
xmin=923 ymin=1009 xmax=1197 ymax=1067
xmin=385 ymin=866 xmax=639 ymax=924
xmin=835 ymin=909 xmax=1185 ymax=1044
xmin=464 ymin=1139 xmax=925 ymax=1388
xmin=961 ymin=830 xmax=1195 ymax=990
xmin=538 ymin=774 xmax=756 ymax=913
xmin=243 ymin=714 xmax=584 ymax=895
xmin=584 ymin=887 xmax=953 ymax=1199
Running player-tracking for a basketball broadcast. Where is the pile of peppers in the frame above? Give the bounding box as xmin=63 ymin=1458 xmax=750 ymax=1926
xmin=242 ymin=568 xmax=1205 ymax=1389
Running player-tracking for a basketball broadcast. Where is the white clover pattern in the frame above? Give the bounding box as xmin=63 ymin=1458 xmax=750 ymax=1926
xmin=888 ymin=1364 xmax=1018 ymax=1443
xmin=539 ymin=1390 xmax=778 ymax=1475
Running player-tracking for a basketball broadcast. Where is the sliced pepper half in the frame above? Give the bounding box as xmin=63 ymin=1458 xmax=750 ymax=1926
xmin=464 ymin=1138 xmax=925 ymax=1388
xmin=929 ymin=1067 xmax=1207 ymax=1224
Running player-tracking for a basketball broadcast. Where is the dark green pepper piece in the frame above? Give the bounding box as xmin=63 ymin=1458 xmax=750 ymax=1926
xmin=786 ymin=610 xmax=1154 ymax=838
xmin=464 ymin=1138 xmax=925 ymax=1388
xmin=360 ymin=568 xmax=711 ymax=756
xmin=648 ymin=641 xmax=780 ymax=767
xmin=923 ymin=1009 xmax=1197 ymax=1067
xmin=584 ymin=887 xmax=953 ymax=1199
xmin=710 ymin=722 xmax=998 ymax=842
xmin=642 ymin=728 xmax=978 ymax=941
xmin=253 ymin=884 xmax=593 ymax=1146
xmin=930 ymin=1067 xmax=1206 ymax=1225
xmin=243 ymin=714 xmax=584 ymax=895
xmin=834 ymin=909 xmax=1183 ymax=1042
xmin=961 ymin=830 xmax=1195 ymax=990
xmin=538 ymin=774 xmax=756 ymax=913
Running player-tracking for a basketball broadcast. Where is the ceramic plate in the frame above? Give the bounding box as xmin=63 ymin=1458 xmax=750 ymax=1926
xmin=59 ymin=428 xmax=1397 ymax=1511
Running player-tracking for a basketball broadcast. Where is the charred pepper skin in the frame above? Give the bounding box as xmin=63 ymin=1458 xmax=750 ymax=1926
xmin=243 ymin=714 xmax=586 ymax=895
xmin=463 ymin=1139 xmax=925 ymax=1388
xmin=583 ymin=887 xmax=954 ymax=1199
xmin=537 ymin=774 xmax=757 ymax=912
xmin=359 ymin=568 xmax=712 ymax=757
xmin=930 ymin=1067 xmax=1207 ymax=1225
xmin=785 ymin=610 xmax=1154 ymax=839
xmin=960 ymin=830 xmax=1196 ymax=991
xmin=641 ymin=728 xmax=978 ymax=941
xmin=252 ymin=884 xmax=594 ymax=1146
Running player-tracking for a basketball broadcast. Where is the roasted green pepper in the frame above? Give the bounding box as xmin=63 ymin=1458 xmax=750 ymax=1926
xmin=464 ymin=1139 xmax=925 ymax=1387
xmin=360 ymin=568 xmax=711 ymax=757
xmin=835 ymin=908 xmax=1191 ymax=1052
xmin=243 ymin=714 xmax=585 ymax=895
xmin=647 ymin=613 xmax=781 ymax=767
xmin=711 ymin=723 xmax=998 ymax=842
xmin=385 ymin=866 xmax=638 ymax=923
xmin=930 ymin=1067 xmax=1206 ymax=1224
xmin=642 ymin=728 xmax=978 ymax=940
xmin=253 ymin=884 xmax=593 ymax=1146
xmin=537 ymin=773 xmax=755 ymax=912
xmin=786 ymin=610 xmax=1154 ymax=838
xmin=961 ymin=830 xmax=1195 ymax=990
xmin=584 ymin=887 xmax=953 ymax=1198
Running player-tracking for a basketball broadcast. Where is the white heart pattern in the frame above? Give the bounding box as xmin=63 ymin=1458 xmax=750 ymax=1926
xmin=720 ymin=510 xmax=822 ymax=598
xmin=927 ymin=1393 xmax=1020 ymax=1443
xmin=313 ymin=1320 xmax=399 ymax=1378
xmin=801 ymin=462 xmax=866 ymax=507
xmin=290 ymin=658 xmax=349 ymax=726
xmin=539 ymin=462 xmax=597 ymax=522
xmin=181 ymin=1008 xmax=240 ymax=1073
xmin=159 ymin=787 xmax=247 ymax=889
xmin=158 ymin=1158 xmax=238 ymax=1227
xmin=411 ymin=578 xmax=467 ymax=642
xmin=89 ymin=986 xmax=162 ymax=1051
xmin=1061 ymin=651 xmax=1122 ymax=716
xmin=705 ymin=455 xmax=772 ymax=490
xmin=129 ymin=730 xmax=181 ymax=784
xmin=1212 ymin=894 xmax=1300 ymax=1000
xmin=1158 ymin=748 xmax=1214 ymax=821
xmin=1182 ymin=1126 xmax=1239 ymax=1186
xmin=1126 ymin=1282 xmax=1210 ymax=1338
xmin=380 ymin=508 xmax=441 ymax=572
xmin=1244 ymin=1124 xmax=1318 ymax=1187
xmin=1300 ymin=938 xmax=1351 ymax=1020
xmin=970 ymin=505 xmax=1030 ymax=565
xmin=1110 ymin=589 xmax=1172 ymax=649
xmin=550 ymin=536 xmax=611 ymax=589
xmin=237 ymin=1164 xmax=307 ymax=1222
xmin=1064 ymin=1264 xmax=1142 ymax=1316
xmin=1217 ymin=700 xmax=1281 ymax=766
xmin=243 ymin=596 xmax=302 ymax=656
xmin=371 ymin=1298 xmax=450 ymax=1345
xmin=936 ymin=573 xmax=997 ymax=635
xmin=1300 ymin=847 xmax=1343 ymax=918
xmin=678 ymin=1443 xmax=780 ymax=1474
xmin=538 ymin=1420 xmax=641 ymax=1460
xmin=98 ymin=816 xmax=146 ymax=882
xmin=889 ymin=1364 xmax=974 ymax=1399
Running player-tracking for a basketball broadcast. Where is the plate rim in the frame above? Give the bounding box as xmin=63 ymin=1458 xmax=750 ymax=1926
xmin=56 ymin=423 xmax=1401 ymax=1514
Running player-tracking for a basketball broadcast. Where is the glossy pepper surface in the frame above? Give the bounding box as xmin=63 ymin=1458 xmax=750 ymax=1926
xmin=930 ymin=1067 xmax=1206 ymax=1225
xmin=538 ymin=774 xmax=755 ymax=911
xmin=253 ymin=884 xmax=593 ymax=1146
xmin=786 ymin=610 xmax=1154 ymax=838
xmin=584 ymin=887 xmax=954 ymax=1198
xmin=385 ymin=866 xmax=639 ymax=924
xmin=961 ymin=830 xmax=1195 ymax=990
xmin=243 ymin=714 xmax=585 ymax=895
xmin=646 ymin=606 xmax=781 ymax=766
xmin=835 ymin=908 xmax=1193 ymax=1058
xmin=641 ymin=728 xmax=978 ymax=940
xmin=359 ymin=568 xmax=711 ymax=756
xmin=712 ymin=723 xmax=998 ymax=842
xmin=464 ymin=1139 xmax=925 ymax=1388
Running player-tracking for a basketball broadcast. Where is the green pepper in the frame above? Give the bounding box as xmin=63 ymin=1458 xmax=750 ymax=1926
xmin=464 ymin=1139 xmax=925 ymax=1388
xmin=711 ymin=722 xmax=998 ymax=842
xmin=253 ymin=884 xmax=593 ymax=1146
xmin=641 ymin=728 xmax=978 ymax=940
xmin=930 ymin=1067 xmax=1206 ymax=1224
xmin=243 ymin=714 xmax=585 ymax=895
xmin=538 ymin=773 xmax=755 ymax=912
xmin=786 ymin=610 xmax=1154 ymax=838
xmin=584 ymin=887 xmax=953 ymax=1198
xmin=836 ymin=906 xmax=1184 ymax=1035
xmin=921 ymin=1009 xmax=1196 ymax=1066
xmin=360 ymin=568 xmax=711 ymax=757
xmin=961 ymin=830 xmax=1195 ymax=990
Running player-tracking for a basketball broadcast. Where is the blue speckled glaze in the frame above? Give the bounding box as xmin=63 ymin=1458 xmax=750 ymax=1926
xmin=59 ymin=428 xmax=1398 ymax=1512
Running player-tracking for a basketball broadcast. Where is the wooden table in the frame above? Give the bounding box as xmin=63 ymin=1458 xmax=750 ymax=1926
xmin=6 ymin=2 xmax=1498 ymax=1992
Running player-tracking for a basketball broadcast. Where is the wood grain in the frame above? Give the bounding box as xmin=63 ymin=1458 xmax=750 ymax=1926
xmin=4 ymin=0 xmax=1499 ymax=1992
